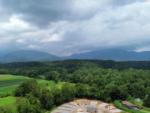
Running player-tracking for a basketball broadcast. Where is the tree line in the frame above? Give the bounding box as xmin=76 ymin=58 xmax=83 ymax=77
xmin=0 ymin=60 xmax=150 ymax=112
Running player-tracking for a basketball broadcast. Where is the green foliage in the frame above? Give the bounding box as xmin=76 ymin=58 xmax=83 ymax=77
xmin=15 ymin=79 xmax=40 ymax=97
xmin=0 ymin=107 xmax=12 ymax=113
xmin=144 ymin=94 xmax=150 ymax=107
xmin=45 ymin=71 xmax=60 ymax=81
xmin=40 ymin=89 xmax=54 ymax=110
xmin=0 ymin=75 xmax=29 ymax=96
xmin=104 ymin=83 xmax=128 ymax=101
xmin=60 ymin=83 xmax=76 ymax=102
xmin=114 ymin=100 xmax=148 ymax=113
xmin=1 ymin=60 xmax=150 ymax=103
xmin=0 ymin=96 xmax=17 ymax=113
xmin=0 ymin=60 xmax=150 ymax=112
xmin=17 ymin=98 xmax=41 ymax=113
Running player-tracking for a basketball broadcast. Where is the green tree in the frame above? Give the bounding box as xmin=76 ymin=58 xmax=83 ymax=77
xmin=40 ymin=89 xmax=54 ymax=110
xmin=17 ymin=98 xmax=41 ymax=113
xmin=15 ymin=79 xmax=40 ymax=97
xmin=144 ymin=94 xmax=150 ymax=107
xmin=51 ymin=87 xmax=63 ymax=105
xmin=45 ymin=71 xmax=60 ymax=81
xmin=61 ymin=83 xmax=76 ymax=102
xmin=0 ymin=107 xmax=11 ymax=113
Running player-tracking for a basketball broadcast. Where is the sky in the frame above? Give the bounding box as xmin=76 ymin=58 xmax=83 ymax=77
xmin=0 ymin=0 xmax=150 ymax=56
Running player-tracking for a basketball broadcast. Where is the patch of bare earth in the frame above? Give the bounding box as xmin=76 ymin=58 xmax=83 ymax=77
xmin=52 ymin=99 xmax=122 ymax=113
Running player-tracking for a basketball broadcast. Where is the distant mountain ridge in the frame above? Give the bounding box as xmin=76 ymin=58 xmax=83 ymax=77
xmin=69 ymin=49 xmax=150 ymax=61
xmin=0 ymin=50 xmax=60 ymax=63
xmin=1 ymin=49 xmax=150 ymax=63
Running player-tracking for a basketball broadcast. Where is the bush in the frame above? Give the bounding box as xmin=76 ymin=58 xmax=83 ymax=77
xmin=15 ymin=79 xmax=40 ymax=97
xmin=17 ymin=98 xmax=41 ymax=113
xmin=144 ymin=94 xmax=150 ymax=107
xmin=0 ymin=107 xmax=11 ymax=113
xmin=40 ymin=89 xmax=54 ymax=110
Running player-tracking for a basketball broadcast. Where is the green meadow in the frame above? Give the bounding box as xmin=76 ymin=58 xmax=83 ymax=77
xmin=0 ymin=75 xmax=29 ymax=112
xmin=0 ymin=75 xmax=30 ymax=96
xmin=0 ymin=96 xmax=17 ymax=113
xmin=0 ymin=74 xmax=62 ymax=113
xmin=114 ymin=100 xmax=150 ymax=113
xmin=0 ymin=74 xmax=149 ymax=113
xmin=0 ymin=74 xmax=62 ymax=96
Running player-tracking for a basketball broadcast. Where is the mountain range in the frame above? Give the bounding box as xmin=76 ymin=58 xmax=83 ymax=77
xmin=69 ymin=49 xmax=150 ymax=61
xmin=1 ymin=49 xmax=150 ymax=63
xmin=0 ymin=50 xmax=60 ymax=63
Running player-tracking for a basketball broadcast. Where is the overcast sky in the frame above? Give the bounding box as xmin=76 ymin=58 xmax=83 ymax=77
xmin=0 ymin=0 xmax=150 ymax=56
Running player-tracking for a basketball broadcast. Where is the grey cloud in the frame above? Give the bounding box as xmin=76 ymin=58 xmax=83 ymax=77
xmin=0 ymin=0 xmax=150 ymax=56
xmin=1 ymin=0 xmax=74 ymax=26
xmin=110 ymin=0 xmax=145 ymax=6
xmin=1 ymin=0 xmax=143 ymax=27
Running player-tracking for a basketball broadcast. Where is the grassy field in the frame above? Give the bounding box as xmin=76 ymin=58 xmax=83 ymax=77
xmin=0 ymin=75 xmax=31 ymax=112
xmin=0 ymin=74 xmax=65 ymax=113
xmin=1 ymin=74 xmax=149 ymax=113
xmin=0 ymin=96 xmax=17 ymax=113
xmin=0 ymin=74 xmax=62 ymax=96
xmin=114 ymin=100 xmax=150 ymax=113
xmin=0 ymin=74 xmax=30 ymax=96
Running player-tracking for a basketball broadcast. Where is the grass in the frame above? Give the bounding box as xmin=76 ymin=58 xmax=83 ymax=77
xmin=0 ymin=74 xmax=67 ymax=95
xmin=130 ymin=99 xmax=150 ymax=113
xmin=0 ymin=74 xmax=64 ymax=96
xmin=114 ymin=100 xmax=150 ymax=113
xmin=0 ymin=74 xmax=30 ymax=96
xmin=0 ymin=74 xmax=74 ymax=113
xmin=0 ymin=96 xmax=17 ymax=113
xmin=4 ymin=74 xmax=150 ymax=113
xmin=0 ymin=74 xmax=61 ymax=113
xmin=0 ymin=74 xmax=71 ymax=113
xmin=0 ymin=74 xmax=31 ymax=112
xmin=37 ymin=79 xmax=56 ymax=88
xmin=0 ymin=85 xmax=18 ymax=96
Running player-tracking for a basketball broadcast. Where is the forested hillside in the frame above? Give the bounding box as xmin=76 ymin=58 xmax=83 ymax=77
xmin=0 ymin=60 xmax=149 ymax=102
xmin=0 ymin=60 xmax=150 ymax=113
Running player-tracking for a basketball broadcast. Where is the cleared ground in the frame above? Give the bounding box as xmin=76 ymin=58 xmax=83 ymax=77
xmin=52 ymin=99 xmax=122 ymax=113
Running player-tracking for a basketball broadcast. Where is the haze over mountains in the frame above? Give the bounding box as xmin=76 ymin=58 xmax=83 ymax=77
xmin=1 ymin=49 xmax=150 ymax=63
xmin=69 ymin=49 xmax=150 ymax=61
xmin=0 ymin=50 xmax=60 ymax=63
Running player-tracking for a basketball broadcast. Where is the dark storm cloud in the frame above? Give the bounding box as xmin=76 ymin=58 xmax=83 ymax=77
xmin=0 ymin=0 xmax=150 ymax=56
xmin=1 ymin=0 xmax=143 ymax=27
xmin=1 ymin=0 xmax=74 ymax=26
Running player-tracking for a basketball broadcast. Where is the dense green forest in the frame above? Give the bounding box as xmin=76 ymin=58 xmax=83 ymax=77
xmin=0 ymin=60 xmax=150 ymax=113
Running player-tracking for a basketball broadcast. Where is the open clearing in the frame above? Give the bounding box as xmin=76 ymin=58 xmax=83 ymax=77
xmin=52 ymin=99 xmax=122 ymax=113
